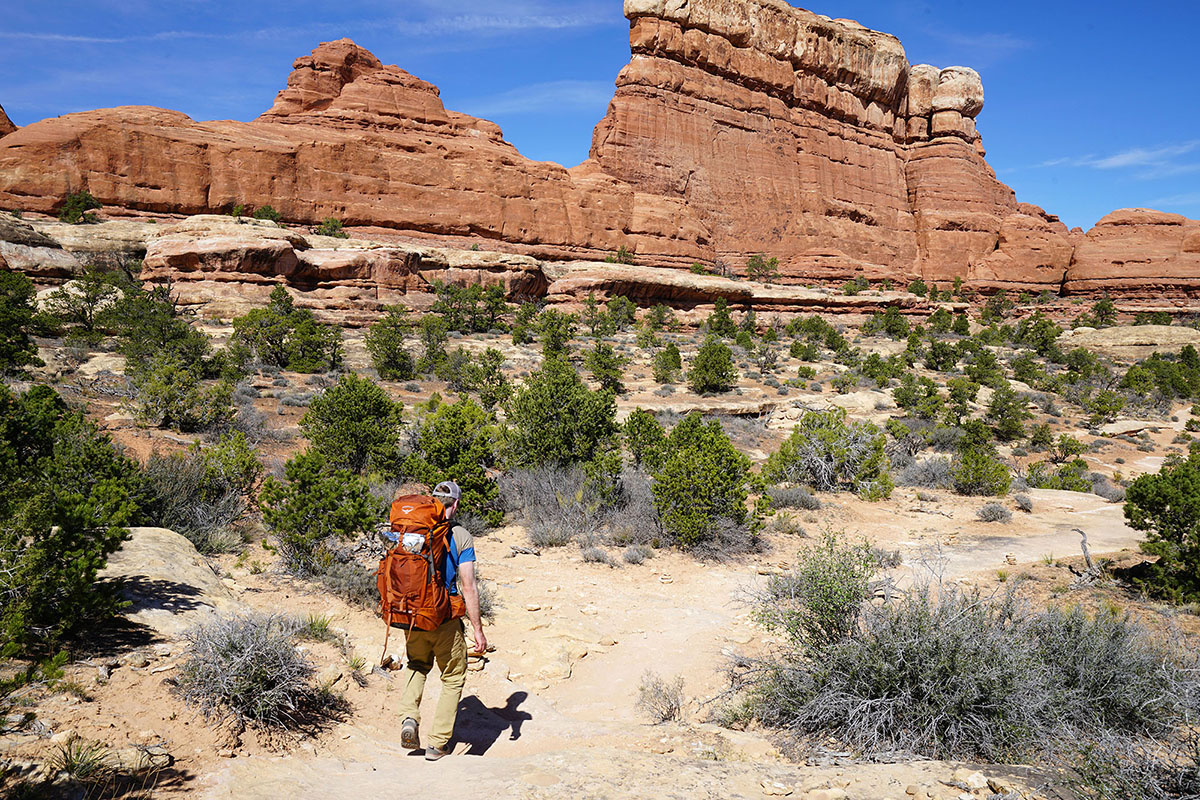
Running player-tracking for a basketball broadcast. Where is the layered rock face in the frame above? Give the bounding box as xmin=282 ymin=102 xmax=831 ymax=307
xmin=0 ymin=1 xmax=1193 ymax=299
xmin=1066 ymin=210 xmax=1200 ymax=296
xmin=0 ymin=103 xmax=15 ymax=137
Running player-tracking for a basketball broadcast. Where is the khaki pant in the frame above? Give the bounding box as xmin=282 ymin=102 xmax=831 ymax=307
xmin=396 ymin=617 xmax=467 ymax=749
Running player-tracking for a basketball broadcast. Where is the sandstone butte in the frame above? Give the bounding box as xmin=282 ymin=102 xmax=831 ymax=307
xmin=0 ymin=0 xmax=1197 ymax=300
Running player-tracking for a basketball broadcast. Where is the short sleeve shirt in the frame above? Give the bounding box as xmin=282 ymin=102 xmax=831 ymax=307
xmin=443 ymin=524 xmax=476 ymax=596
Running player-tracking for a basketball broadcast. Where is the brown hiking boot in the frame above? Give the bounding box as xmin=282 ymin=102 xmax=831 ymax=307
xmin=400 ymin=717 xmax=420 ymax=750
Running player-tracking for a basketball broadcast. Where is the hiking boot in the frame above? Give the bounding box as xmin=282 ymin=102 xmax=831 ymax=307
xmin=400 ymin=717 xmax=420 ymax=750
xmin=425 ymin=744 xmax=451 ymax=761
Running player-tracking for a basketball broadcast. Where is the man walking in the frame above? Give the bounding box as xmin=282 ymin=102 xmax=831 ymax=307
xmin=397 ymin=480 xmax=488 ymax=761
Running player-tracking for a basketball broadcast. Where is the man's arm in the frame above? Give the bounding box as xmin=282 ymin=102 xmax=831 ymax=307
xmin=457 ymin=560 xmax=488 ymax=654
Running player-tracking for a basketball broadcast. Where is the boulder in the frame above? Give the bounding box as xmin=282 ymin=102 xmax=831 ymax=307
xmin=96 ymin=527 xmax=246 ymax=638
xmin=1066 ymin=209 xmax=1200 ymax=297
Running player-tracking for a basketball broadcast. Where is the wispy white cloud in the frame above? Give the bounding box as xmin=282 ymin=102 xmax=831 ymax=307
xmin=462 ymin=80 xmax=613 ymax=116
xmin=1027 ymin=139 xmax=1200 ymax=179
xmin=1151 ymin=192 xmax=1200 ymax=207
xmin=404 ymin=13 xmax=610 ymax=37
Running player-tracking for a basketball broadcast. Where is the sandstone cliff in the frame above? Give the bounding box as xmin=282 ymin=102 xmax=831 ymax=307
xmin=0 ymin=1 xmax=1194 ymax=298
xmin=0 ymin=103 xmax=15 ymax=137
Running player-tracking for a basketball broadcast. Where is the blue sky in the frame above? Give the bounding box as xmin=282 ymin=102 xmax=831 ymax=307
xmin=1 ymin=0 xmax=1197 ymax=230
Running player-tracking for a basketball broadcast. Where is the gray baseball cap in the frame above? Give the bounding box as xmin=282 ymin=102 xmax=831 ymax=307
xmin=432 ymin=480 xmax=461 ymax=501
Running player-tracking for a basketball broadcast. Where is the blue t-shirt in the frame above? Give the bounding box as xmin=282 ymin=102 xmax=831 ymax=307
xmin=444 ymin=524 xmax=476 ymax=596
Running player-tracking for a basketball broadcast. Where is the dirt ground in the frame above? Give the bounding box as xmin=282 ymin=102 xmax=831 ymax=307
xmin=6 ymin=321 xmax=1200 ymax=799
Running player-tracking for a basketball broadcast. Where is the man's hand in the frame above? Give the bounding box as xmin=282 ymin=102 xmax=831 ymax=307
xmin=459 ymin=560 xmax=488 ymax=654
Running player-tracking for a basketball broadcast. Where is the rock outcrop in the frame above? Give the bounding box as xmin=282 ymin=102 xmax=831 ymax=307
xmin=0 ymin=103 xmax=15 ymax=137
xmin=1065 ymin=209 xmax=1200 ymax=297
xmin=0 ymin=1 xmax=1192 ymax=299
xmin=97 ymin=527 xmax=245 ymax=638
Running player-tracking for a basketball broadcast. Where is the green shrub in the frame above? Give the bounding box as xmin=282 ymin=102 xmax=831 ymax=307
xmin=260 ymin=451 xmax=380 ymax=573
xmin=429 ymin=281 xmax=509 ymax=334
xmin=843 ymin=277 xmax=869 ymax=295
xmin=585 ymin=342 xmax=627 ymax=394
xmin=980 ymin=289 xmax=1015 ymax=323
xmin=127 ymin=355 xmax=233 ymax=433
xmin=414 ymin=314 xmax=449 ymax=374
xmin=232 ymin=286 xmax=340 ymax=373
xmin=606 ymin=296 xmax=637 ymax=331
xmin=0 ymin=385 xmax=150 ymax=655
xmin=908 ymin=279 xmax=928 ymax=298
xmin=299 ymin=373 xmax=404 ymax=476
xmin=1085 ymin=389 xmax=1126 ymax=427
xmin=951 ymin=312 xmax=970 ymax=336
xmin=45 ymin=266 xmax=124 ymax=339
xmin=861 ymin=307 xmax=909 ymax=339
xmin=511 ymin=302 xmax=539 ymax=345
xmin=1124 ymin=452 xmax=1200 ymax=602
xmin=605 ymin=245 xmax=635 ymax=265
xmin=0 ymin=271 xmax=44 ymax=375
xmin=688 ymin=337 xmax=737 ymax=394
xmin=706 ymin=297 xmax=737 ymax=338
xmin=580 ymin=293 xmax=615 ymax=337
xmin=505 ymin=355 xmax=618 ymax=468
xmin=1027 ymin=458 xmax=1091 ymax=492
xmin=624 ymin=408 xmax=667 ymax=471
xmin=314 ymin=217 xmax=348 ymax=238
xmin=951 ymin=422 xmax=1011 ymax=496
xmin=758 ymin=531 xmax=876 ymax=648
xmin=651 ymin=413 xmax=756 ymax=550
xmin=987 ymin=382 xmax=1032 ymax=441
xmin=364 ymin=305 xmax=415 ymax=381
xmin=746 ymin=254 xmax=780 ymax=283
xmin=535 ymin=309 xmax=576 ymax=357
xmin=926 ymin=307 xmax=952 ymax=333
xmin=251 ymin=205 xmax=283 ymax=223
xmin=944 ymin=377 xmax=980 ymax=425
xmin=653 ymin=342 xmax=683 ymax=384
xmin=763 ymin=408 xmax=892 ymax=500
xmin=57 ymin=190 xmax=101 ymax=224
xmin=112 ymin=283 xmax=214 ymax=377
xmin=403 ymin=398 xmax=502 ymax=526
xmin=893 ymin=373 xmax=943 ymax=420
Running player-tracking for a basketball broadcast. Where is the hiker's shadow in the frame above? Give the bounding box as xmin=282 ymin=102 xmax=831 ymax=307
xmin=455 ymin=692 xmax=532 ymax=756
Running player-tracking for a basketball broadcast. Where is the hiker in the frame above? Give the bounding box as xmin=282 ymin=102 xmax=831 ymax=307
xmin=390 ymin=481 xmax=488 ymax=761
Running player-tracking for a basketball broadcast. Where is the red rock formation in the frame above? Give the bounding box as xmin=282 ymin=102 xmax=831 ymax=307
xmin=0 ymin=1 xmax=1191 ymax=299
xmin=0 ymin=104 xmax=15 ymax=137
xmin=1066 ymin=210 xmax=1200 ymax=297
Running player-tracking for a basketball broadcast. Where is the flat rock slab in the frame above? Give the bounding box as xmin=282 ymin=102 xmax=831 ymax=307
xmin=97 ymin=527 xmax=246 ymax=638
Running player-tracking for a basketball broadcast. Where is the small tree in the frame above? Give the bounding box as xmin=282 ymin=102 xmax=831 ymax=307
xmin=403 ymin=398 xmax=502 ymax=526
xmin=1124 ymin=452 xmax=1200 ymax=602
xmin=688 ymin=337 xmax=737 ymax=395
xmin=299 ymin=374 xmax=404 ymax=475
xmin=1 ymin=385 xmax=150 ymax=655
xmin=746 ymin=254 xmax=781 ymax=284
xmin=987 ymin=382 xmax=1032 ymax=442
xmin=505 ymin=355 xmax=618 ymax=468
xmin=45 ymin=266 xmax=124 ymax=341
xmin=651 ymin=413 xmax=755 ymax=549
xmin=535 ymin=309 xmax=577 ymax=357
xmin=251 ymin=205 xmax=283 ymax=223
xmin=653 ymin=343 xmax=683 ymax=384
xmin=624 ymin=408 xmax=668 ymax=472
xmin=945 ymin=377 xmax=980 ymax=425
xmin=585 ymin=342 xmax=627 ymax=394
xmin=364 ymin=305 xmax=415 ymax=381
xmin=763 ymin=408 xmax=892 ymax=500
xmin=605 ymin=295 xmax=637 ymax=332
xmin=57 ymin=190 xmax=102 ymax=224
xmin=314 ymin=217 xmax=348 ymax=238
xmin=0 ymin=271 xmax=44 ymax=375
xmin=908 ymin=279 xmax=929 ymax=298
xmin=127 ymin=354 xmax=232 ymax=432
xmin=951 ymin=421 xmax=1011 ymax=496
xmin=416 ymin=315 xmax=449 ymax=375
xmin=706 ymin=298 xmax=737 ymax=338
xmin=511 ymin=302 xmax=539 ymax=345
xmin=260 ymin=451 xmax=380 ymax=573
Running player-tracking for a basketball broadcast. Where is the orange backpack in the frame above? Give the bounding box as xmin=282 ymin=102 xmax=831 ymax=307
xmin=376 ymin=495 xmax=464 ymax=661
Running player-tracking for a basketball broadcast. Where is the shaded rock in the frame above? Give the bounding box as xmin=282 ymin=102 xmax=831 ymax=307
xmin=96 ymin=527 xmax=246 ymax=638
xmin=0 ymin=103 xmax=14 ymax=137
